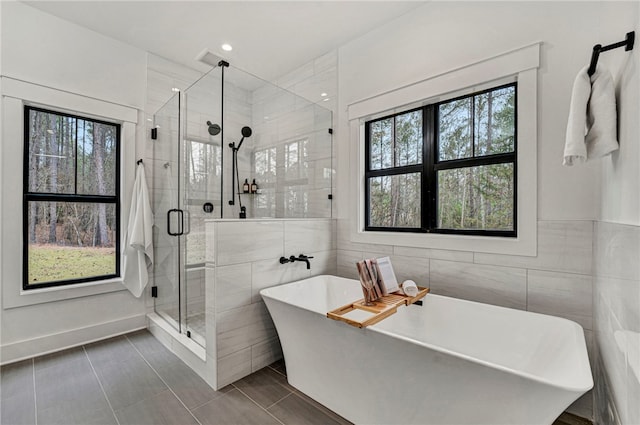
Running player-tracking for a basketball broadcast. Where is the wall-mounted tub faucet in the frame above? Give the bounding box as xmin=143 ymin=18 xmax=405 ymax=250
xmin=279 ymin=254 xmax=314 ymax=269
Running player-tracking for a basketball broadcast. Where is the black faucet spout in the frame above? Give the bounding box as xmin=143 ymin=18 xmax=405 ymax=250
xmin=288 ymin=254 xmax=314 ymax=269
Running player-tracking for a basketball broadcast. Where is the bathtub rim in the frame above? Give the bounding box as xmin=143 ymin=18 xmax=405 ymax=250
xmin=260 ymin=274 xmax=594 ymax=394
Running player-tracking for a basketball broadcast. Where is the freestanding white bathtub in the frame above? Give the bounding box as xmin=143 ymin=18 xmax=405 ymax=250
xmin=261 ymin=275 xmax=593 ymax=425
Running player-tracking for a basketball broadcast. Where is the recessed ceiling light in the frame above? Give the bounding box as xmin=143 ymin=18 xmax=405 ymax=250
xmin=171 ymin=87 xmax=180 ymax=92
xmin=221 ymin=44 xmax=233 ymax=52
xmin=323 ymin=98 xmax=330 ymax=102
xmin=320 ymin=92 xmax=328 ymax=97
xmin=147 ymin=118 xmax=153 ymax=122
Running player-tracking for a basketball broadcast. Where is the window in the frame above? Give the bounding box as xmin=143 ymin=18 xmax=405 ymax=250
xmin=253 ymin=138 xmax=311 ymax=218
xmin=23 ymin=106 xmax=121 ymax=289
xmin=365 ymin=83 xmax=516 ymax=236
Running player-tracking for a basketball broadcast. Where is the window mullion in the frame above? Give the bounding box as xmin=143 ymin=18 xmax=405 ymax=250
xmin=392 ymin=116 xmax=396 ymax=167
xmin=471 ymin=95 xmax=476 ymax=158
xmin=424 ymin=105 xmax=436 ymax=231
xmin=74 ymin=118 xmax=78 ymax=195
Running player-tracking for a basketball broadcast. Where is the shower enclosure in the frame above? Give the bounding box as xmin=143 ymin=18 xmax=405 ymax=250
xmin=151 ymin=62 xmax=333 ymax=349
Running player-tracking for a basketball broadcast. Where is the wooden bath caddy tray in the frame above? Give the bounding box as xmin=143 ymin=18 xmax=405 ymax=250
xmin=326 ymin=287 xmax=429 ymax=328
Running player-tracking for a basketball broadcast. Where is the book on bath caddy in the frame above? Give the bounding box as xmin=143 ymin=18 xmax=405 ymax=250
xmin=356 ymin=256 xmax=400 ymax=303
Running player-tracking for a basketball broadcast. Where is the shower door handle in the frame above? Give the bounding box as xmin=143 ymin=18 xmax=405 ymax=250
xmin=167 ymin=209 xmax=185 ymax=236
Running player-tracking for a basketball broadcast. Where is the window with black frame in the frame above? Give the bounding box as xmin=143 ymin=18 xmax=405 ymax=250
xmin=365 ymin=83 xmax=516 ymax=236
xmin=23 ymin=106 xmax=121 ymax=289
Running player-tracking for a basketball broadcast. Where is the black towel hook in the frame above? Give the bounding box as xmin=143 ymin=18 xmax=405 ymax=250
xmin=588 ymin=31 xmax=635 ymax=77
xmin=136 ymin=159 xmax=143 ymax=165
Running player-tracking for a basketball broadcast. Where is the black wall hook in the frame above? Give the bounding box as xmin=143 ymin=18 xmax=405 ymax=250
xmin=136 ymin=159 xmax=143 ymax=165
xmin=588 ymin=31 xmax=635 ymax=76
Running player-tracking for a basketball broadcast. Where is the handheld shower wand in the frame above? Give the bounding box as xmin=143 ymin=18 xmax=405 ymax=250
xmin=235 ymin=126 xmax=252 ymax=150
xmin=229 ymin=127 xmax=253 ymax=217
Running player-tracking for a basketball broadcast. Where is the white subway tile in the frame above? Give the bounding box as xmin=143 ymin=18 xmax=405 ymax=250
xmin=527 ymin=270 xmax=593 ymax=330
xmin=430 ymin=260 xmax=527 ymax=310
xmin=216 ymin=221 xmax=284 ymax=266
xmin=474 ymin=221 xmax=593 ymax=275
xmin=594 ymin=221 xmax=640 ymax=281
xmin=215 ymin=264 xmax=252 ymax=313
xmin=310 ymin=250 xmax=337 ymax=276
xmin=393 ymin=246 xmax=474 ymax=263
xmin=251 ymin=257 xmax=311 ymax=303
xmin=284 ymin=219 xmax=333 ymax=254
xmin=216 ymin=303 xmax=277 ymax=358
xmin=217 ymin=347 xmax=252 ymax=388
xmin=387 ymin=255 xmax=429 ymax=288
xmin=251 ymin=337 xmax=283 ymax=373
xmin=336 ymin=250 xmax=364 ymax=280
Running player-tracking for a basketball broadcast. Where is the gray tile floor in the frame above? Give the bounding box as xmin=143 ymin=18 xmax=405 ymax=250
xmin=0 ymin=330 xmax=351 ymax=425
xmin=0 ymin=330 xmax=589 ymax=425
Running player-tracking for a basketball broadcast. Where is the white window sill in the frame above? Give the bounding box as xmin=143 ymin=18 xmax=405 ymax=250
xmin=350 ymin=226 xmax=536 ymax=256
xmin=5 ymin=278 xmax=127 ymax=309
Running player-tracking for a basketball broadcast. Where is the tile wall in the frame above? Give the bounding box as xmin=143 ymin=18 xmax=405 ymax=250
xmin=250 ymin=72 xmax=334 ymax=219
xmin=205 ymin=218 xmax=336 ymax=388
xmin=593 ymin=221 xmax=640 ymax=425
xmin=336 ymin=219 xmax=595 ymax=418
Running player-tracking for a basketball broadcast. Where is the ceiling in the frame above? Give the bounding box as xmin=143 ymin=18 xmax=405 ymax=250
xmin=24 ymin=1 xmax=425 ymax=83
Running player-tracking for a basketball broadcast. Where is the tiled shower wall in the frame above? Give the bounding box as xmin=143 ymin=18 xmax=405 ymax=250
xmin=593 ymin=221 xmax=640 ymax=425
xmin=205 ymin=219 xmax=336 ymax=388
xmin=336 ymin=218 xmax=594 ymax=419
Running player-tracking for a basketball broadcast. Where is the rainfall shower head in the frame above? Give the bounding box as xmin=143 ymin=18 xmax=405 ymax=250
xmin=195 ymin=48 xmax=224 ymax=67
xmin=236 ymin=126 xmax=252 ymax=150
xmin=206 ymin=121 xmax=221 ymax=136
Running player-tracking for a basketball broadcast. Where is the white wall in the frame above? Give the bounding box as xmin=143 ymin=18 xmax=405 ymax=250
xmin=336 ymin=1 xmax=631 ymax=222
xmin=0 ymin=2 xmax=148 ymax=363
xmin=332 ymin=2 xmax=639 ymax=420
xmin=593 ymin=3 xmax=640 ymax=425
xmin=599 ymin=8 xmax=640 ymax=226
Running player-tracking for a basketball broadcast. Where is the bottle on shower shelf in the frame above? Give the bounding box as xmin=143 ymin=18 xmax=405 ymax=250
xmin=251 ymin=179 xmax=258 ymax=193
xmin=243 ymin=179 xmax=250 ymax=193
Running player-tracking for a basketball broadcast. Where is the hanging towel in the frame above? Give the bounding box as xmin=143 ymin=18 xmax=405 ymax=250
xmin=123 ymin=162 xmax=154 ymax=297
xmin=563 ymin=66 xmax=619 ymax=166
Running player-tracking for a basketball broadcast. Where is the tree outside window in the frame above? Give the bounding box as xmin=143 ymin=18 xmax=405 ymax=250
xmin=365 ymin=83 xmax=516 ymax=236
xmin=23 ymin=106 xmax=120 ymax=289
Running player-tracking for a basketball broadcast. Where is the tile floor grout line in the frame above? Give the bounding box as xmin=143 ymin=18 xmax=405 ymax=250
xmin=233 ymin=385 xmax=286 ymax=425
xmin=124 ymin=334 xmax=204 ymax=425
xmin=265 ymin=391 xmax=294 ymax=410
xmin=31 ymin=358 xmax=37 ymax=425
xmin=82 ymin=346 xmax=121 ymax=425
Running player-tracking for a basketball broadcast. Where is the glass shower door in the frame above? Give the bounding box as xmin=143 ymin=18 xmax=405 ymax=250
xmin=152 ymin=93 xmax=184 ymax=333
xmin=182 ymin=68 xmax=223 ymax=347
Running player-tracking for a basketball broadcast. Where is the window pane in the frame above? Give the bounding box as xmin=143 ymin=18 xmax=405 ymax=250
xmin=438 ymin=98 xmax=472 ymax=161
xmin=395 ymin=110 xmax=422 ymax=166
xmin=77 ymin=120 xmax=118 ymax=196
xmin=474 ymin=86 xmax=515 ymax=156
xmin=254 ymin=147 xmax=277 ymax=184
xmin=369 ymin=118 xmax=393 ymax=170
xmin=186 ymin=140 xmax=221 ymax=200
xmin=284 ymin=185 xmax=308 ymax=218
xmin=26 ymin=201 xmax=117 ymax=285
xmin=369 ymin=173 xmax=421 ymax=228
xmin=285 ymin=140 xmax=308 ymax=180
xmin=437 ymin=164 xmax=514 ymax=231
xmin=27 ymin=110 xmax=76 ymax=194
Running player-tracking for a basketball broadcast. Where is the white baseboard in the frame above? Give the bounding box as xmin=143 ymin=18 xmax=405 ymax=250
xmin=0 ymin=314 xmax=146 ymax=365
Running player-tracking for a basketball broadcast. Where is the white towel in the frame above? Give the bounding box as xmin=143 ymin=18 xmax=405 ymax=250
xmin=123 ymin=163 xmax=154 ymax=297
xmin=563 ymin=66 xmax=618 ymax=166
